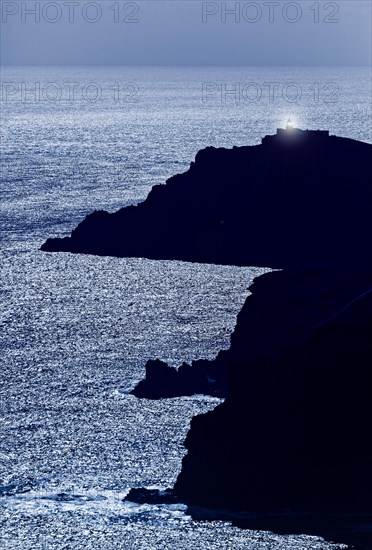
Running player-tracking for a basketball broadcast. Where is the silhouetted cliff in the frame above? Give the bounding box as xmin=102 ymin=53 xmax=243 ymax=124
xmin=174 ymin=268 xmax=372 ymax=514
xmin=41 ymin=131 xmax=372 ymax=269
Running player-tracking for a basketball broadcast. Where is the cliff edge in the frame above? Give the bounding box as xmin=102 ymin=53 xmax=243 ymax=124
xmin=174 ymin=268 xmax=372 ymax=514
xmin=41 ymin=130 xmax=372 ymax=269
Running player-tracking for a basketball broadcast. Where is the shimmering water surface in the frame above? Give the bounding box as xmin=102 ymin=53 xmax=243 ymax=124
xmin=1 ymin=66 xmax=370 ymax=549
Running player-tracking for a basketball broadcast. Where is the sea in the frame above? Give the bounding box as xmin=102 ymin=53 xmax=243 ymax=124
xmin=1 ymin=66 xmax=371 ymax=549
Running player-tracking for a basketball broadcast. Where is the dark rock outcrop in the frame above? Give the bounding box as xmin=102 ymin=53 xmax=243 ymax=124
xmin=41 ymin=130 xmax=372 ymax=269
xmin=131 ymin=357 xmax=228 ymax=399
xmin=124 ymin=487 xmax=178 ymax=505
xmin=174 ymin=268 xmax=372 ymax=514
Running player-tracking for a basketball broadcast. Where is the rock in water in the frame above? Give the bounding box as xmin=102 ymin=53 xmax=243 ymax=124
xmin=131 ymin=358 xmax=228 ymax=399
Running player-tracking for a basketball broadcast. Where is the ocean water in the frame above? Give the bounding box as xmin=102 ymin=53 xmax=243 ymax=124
xmin=1 ymin=66 xmax=370 ymax=549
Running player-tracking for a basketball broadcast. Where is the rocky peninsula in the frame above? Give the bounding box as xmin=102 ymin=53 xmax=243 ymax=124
xmin=127 ymin=266 xmax=372 ymax=548
xmin=41 ymin=129 xmax=372 ymax=269
xmin=174 ymin=267 xmax=372 ymax=513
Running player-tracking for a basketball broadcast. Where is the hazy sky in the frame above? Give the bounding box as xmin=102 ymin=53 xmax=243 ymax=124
xmin=1 ymin=1 xmax=371 ymax=66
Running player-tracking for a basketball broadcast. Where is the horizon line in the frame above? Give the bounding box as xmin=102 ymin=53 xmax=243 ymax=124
xmin=1 ymin=63 xmax=371 ymax=68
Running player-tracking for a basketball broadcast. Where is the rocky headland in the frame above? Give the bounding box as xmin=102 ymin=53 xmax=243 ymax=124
xmin=41 ymin=129 xmax=372 ymax=269
xmin=174 ymin=267 xmax=372 ymax=513
xmin=126 ymin=266 xmax=372 ymax=548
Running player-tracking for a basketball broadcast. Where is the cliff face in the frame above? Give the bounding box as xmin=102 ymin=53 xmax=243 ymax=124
xmin=174 ymin=268 xmax=372 ymax=512
xmin=41 ymin=133 xmax=372 ymax=269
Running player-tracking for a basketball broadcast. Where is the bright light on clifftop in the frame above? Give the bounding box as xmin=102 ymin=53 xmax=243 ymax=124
xmin=286 ymin=118 xmax=294 ymax=130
